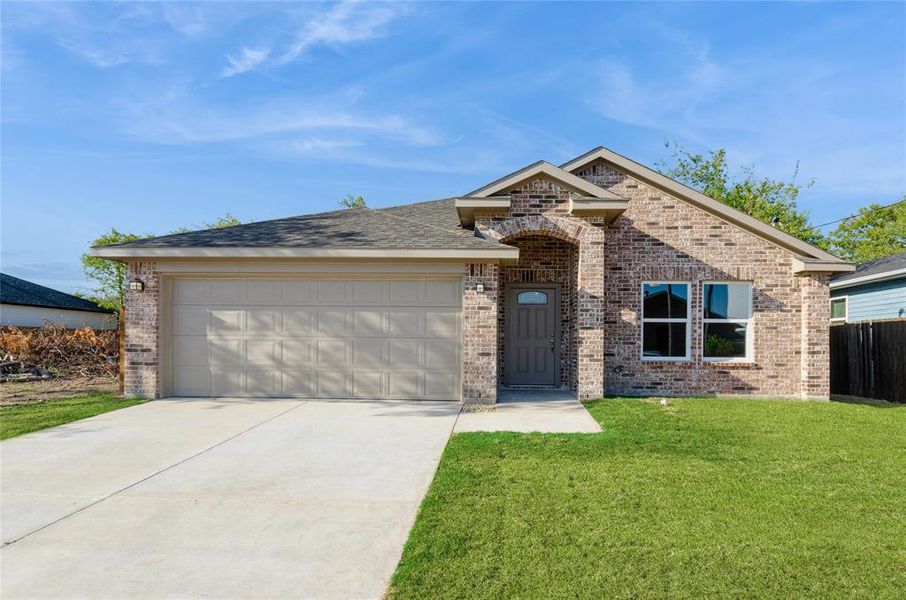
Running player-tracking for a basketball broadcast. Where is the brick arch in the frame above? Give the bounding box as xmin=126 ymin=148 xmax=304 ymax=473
xmin=478 ymin=215 xmax=587 ymax=245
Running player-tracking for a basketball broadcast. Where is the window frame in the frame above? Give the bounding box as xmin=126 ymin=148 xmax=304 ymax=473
xmin=701 ymin=281 xmax=754 ymax=363
xmin=829 ymin=296 xmax=848 ymax=323
xmin=640 ymin=281 xmax=692 ymax=362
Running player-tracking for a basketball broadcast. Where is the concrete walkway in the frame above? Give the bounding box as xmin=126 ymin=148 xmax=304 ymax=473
xmin=454 ymin=389 xmax=602 ymax=433
xmin=2 ymin=398 xmax=460 ymax=599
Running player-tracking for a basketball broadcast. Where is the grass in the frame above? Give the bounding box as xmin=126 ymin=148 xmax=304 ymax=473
xmin=0 ymin=393 xmax=145 ymax=440
xmin=390 ymin=398 xmax=906 ymax=599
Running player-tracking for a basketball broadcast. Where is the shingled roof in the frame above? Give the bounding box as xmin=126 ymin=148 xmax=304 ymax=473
xmin=0 ymin=273 xmax=112 ymax=313
xmin=99 ymin=203 xmax=497 ymax=250
xmin=831 ymin=252 xmax=906 ymax=286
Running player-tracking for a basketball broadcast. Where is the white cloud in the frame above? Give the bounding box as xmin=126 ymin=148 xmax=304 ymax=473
xmin=221 ymin=46 xmax=271 ymax=77
xmin=278 ymin=1 xmax=404 ymax=64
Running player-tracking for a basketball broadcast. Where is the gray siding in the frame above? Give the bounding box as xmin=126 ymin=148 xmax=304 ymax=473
xmin=830 ymin=278 xmax=906 ymax=322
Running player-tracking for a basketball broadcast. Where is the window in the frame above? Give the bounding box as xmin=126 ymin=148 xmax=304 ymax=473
xmin=641 ymin=283 xmax=690 ymax=360
xmin=517 ymin=291 xmax=548 ymax=304
xmin=703 ymin=282 xmax=753 ymax=361
xmin=830 ymin=297 xmax=847 ymax=322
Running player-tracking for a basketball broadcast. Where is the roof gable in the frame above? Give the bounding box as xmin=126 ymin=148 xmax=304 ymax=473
xmin=466 ymin=161 xmax=622 ymax=199
xmin=560 ymin=146 xmax=848 ymax=265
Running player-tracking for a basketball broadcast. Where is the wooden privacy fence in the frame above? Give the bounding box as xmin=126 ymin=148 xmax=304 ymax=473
xmin=830 ymin=320 xmax=906 ymax=403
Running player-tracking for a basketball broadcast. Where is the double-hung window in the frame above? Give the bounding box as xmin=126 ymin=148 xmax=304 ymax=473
xmin=702 ymin=282 xmax=753 ymax=361
xmin=641 ymin=282 xmax=690 ymax=360
xmin=830 ymin=297 xmax=847 ymax=322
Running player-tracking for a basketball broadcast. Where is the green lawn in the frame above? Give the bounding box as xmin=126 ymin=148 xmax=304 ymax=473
xmin=390 ymin=398 xmax=906 ymax=599
xmin=0 ymin=393 xmax=145 ymax=440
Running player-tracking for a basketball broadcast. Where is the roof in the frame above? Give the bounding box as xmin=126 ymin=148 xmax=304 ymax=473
xmin=830 ymin=252 xmax=906 ymax=289
xmin=0 ymin=273 xmax=112 ymax=313
xmin=92 ymin=202 xmax=518 ymax=262
xmin=89 ymin=145 xmax=855 ymax=273
xmin=559 ymin=146 xmax=850 ymax=267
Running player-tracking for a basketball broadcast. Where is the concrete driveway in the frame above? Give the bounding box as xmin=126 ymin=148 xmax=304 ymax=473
xmin=1 ymin=398 xmax=460 ymax=599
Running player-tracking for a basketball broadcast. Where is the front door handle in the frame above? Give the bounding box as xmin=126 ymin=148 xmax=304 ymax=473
xmin=550 ymin=335 xmax=555 ymax=351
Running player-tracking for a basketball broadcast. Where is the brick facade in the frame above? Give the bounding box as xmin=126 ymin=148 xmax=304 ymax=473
xmin=466 ymin=164 xmax=831 ymax=400
xmin=124 ymin=261 xmax=160 ymax=398
xmin=462 ymin=263 xmax=499 ymax=403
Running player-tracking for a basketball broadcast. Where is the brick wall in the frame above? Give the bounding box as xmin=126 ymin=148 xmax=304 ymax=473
xmin=462 ymin=263 xmax=499 ymax=403
xmin=124 ymin=261 xmax=160 ymax=398
xmin=575 ymin=159 xmax=829 ymax=399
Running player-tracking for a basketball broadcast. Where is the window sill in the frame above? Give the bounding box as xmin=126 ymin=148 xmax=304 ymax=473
xmin=641 ymin=357 xmax=692 ymax=363
xmin=703 ymin=358 xmax=756 ymax=366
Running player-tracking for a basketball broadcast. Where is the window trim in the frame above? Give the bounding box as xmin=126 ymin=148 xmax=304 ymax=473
xmin=701 ymin=281 xmax=754 ymax=363
xmin=829 ymin=296 xmax=848 ymax=323
xmin=640 ymin=281 xmax=692 ymax=362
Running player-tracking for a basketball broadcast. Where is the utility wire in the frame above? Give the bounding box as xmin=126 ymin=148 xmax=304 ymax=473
xmin=808 ymin=199 xmax=905 ymax=231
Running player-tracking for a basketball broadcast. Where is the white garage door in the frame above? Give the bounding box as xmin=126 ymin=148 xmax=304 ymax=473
xmin=168 ymin=277 xmax=462 ymax=400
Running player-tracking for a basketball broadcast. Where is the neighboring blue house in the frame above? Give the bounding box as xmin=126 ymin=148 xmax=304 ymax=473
xmin=829 ymin=252 xmax=906 ymax=323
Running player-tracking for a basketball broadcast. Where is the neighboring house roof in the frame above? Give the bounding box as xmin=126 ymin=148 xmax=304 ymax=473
xmin=830 ymin=252 xmax=906 ymax=289
xmin=0 ymin=273 xmax=112 ymax=313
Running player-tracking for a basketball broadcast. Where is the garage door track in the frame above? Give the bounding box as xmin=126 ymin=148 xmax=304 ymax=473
xmin=1 ymin=398 xmax=460 ymax=599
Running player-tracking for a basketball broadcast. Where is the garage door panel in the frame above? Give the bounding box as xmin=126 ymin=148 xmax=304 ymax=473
xmin=318 ymin=311 xmax=351 ymax=336
xmin=175 ymin=367 xmax=212 ymax=396
xmin=173 ymin=337 xmax=209 ymax=367
xmin=388 ymin=312 xmax=425 ymax=336
xmin=211 ymin=368 xmax=243 ymax=396
xmin=170 ymin=277 xmax=460 ymax=400
xmin=352 ymin=371 xmax=383 ymax=397
xmin=353 ymin=280 xmax=385 ymax=304
xmin=282 ymin=370 xmax=315 ymax=396
xmin=317 ymin=371 xmax=348 ymax=397
xmin=210 ymin=280 xmax=244 ymax=304
xmin=388 ymin=372 xmax=421 ymax=399
xmin=353 ymin=340 xmax=385 ymax=367
xmin=282 ymin=340 xmax=313 ymax=365
xmin=282 ymin=310 xmax=314 ymax=334
xmin=353 ymin=311 xmax=385 ymax=336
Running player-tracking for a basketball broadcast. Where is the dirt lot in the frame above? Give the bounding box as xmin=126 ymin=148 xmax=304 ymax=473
xmin=0 ymin=376 xmax=119 ymax=406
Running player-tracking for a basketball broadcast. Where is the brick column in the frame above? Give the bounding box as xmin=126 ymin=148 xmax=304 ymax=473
xmin=799 ymin=274 xmax=830 ymax=399
xmin=124 ymin=261 xmax=160 ymax=399
xmin=576 ymin=224 xmax=606 ymax=399
xmin=462 ymin=263 xmax=498 ymax=404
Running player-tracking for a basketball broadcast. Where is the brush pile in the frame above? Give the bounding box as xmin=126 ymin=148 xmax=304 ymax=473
xmin=0 ymin=324 xmax=118 ymax=380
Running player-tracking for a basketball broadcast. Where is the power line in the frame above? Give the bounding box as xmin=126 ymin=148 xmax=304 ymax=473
xmin=809 ymin=199 xmax=905 ymax=231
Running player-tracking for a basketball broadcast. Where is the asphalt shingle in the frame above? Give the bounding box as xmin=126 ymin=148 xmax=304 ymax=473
xmin=0 ymin=273 xmax=112 ymax=313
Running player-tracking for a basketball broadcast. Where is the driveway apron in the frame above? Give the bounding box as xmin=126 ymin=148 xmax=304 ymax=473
xmin=1 ymin=398 xmax=459 ymax=599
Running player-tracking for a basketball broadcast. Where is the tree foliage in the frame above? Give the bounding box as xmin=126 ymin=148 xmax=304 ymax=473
xmin=825 ymin=199 xmax=906 ymax=263
xmin=81 ymin=213 xmax=243 ymax=311
xmin=80 ymin=229 xmax=147 ymax=311
xmin=660 ymin=144 xmax=825 ymax=247
xmin=339 ymin=194 xmax=366 ymax=209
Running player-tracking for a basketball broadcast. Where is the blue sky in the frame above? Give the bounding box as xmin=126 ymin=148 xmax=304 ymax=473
xmin=2 ymin=1 xmax=904 ymax=293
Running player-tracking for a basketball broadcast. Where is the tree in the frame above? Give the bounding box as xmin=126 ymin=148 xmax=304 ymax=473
xmin=80 ymin=229 xmax=147 ymax=311
xmin=825 ymin=199 xmax=906 ymax=263
xmin=81 ymin=213 xmax=244 ymax=311
xmin=339 ymin=194 xmax=366 ymax=209
xmin=659 ymin=143 xmax=825 ymax=247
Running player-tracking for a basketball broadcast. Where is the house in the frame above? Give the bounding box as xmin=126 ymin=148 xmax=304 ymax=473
xmin=91 ymin=146 xmax=853 ymax=402
xmin=0 ymin=273 xmax=116 ymax=330
xmin=829 ymin=252 xmax=906 ymax=323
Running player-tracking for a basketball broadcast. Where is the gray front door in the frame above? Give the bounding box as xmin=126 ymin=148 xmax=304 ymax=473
xmin=505 ymin=285 xmax=559 ymax=386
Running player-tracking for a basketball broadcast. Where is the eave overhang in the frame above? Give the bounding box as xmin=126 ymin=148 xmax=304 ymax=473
xmin=570 ymin=197 xmax=630 ymax=224
xmin=792 ymin=258 xmax=857 ymax=275
xmin=90 ymin=246 xmax=520 ymax=265
xmin=454 ymin=197 xmax=511 ymax=227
